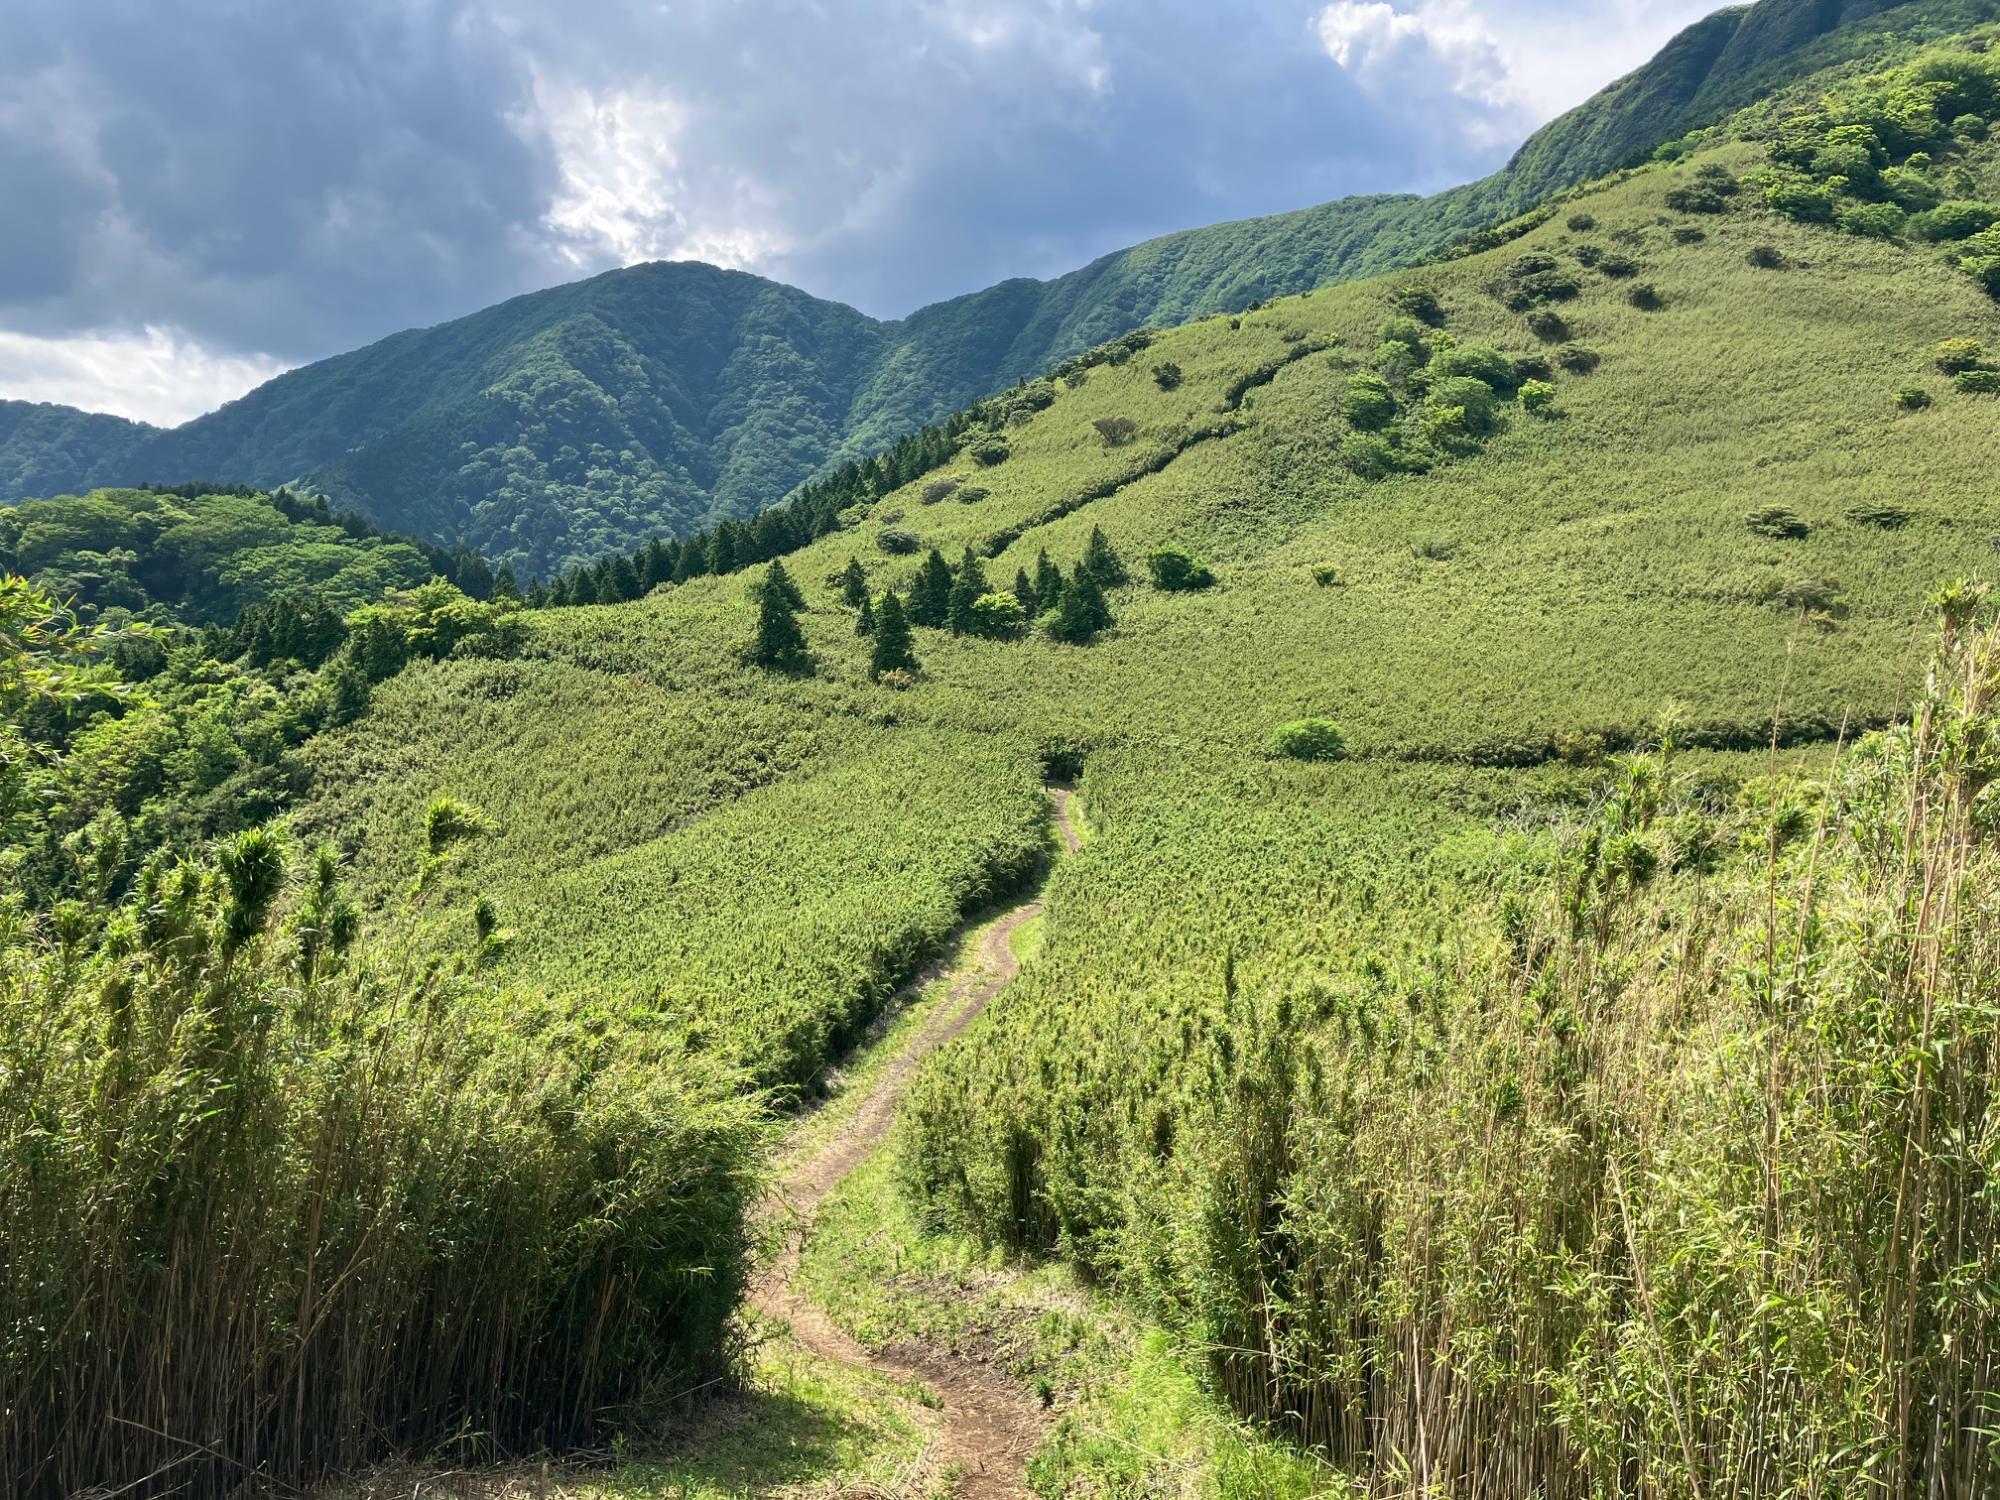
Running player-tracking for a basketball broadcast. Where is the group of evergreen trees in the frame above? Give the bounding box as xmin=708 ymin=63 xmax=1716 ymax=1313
xmin=742 ymin=525 xmax=1128 ymax=683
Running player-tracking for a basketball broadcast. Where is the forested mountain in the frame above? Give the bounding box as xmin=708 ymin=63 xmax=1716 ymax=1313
xmin=4 ymin=0 xmax=1978 ymax=581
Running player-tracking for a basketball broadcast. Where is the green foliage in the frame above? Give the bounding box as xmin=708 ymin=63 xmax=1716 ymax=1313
xmin=1746 ymin=504 xmax=1811 ymax=538
xmin=1341 ymin=373 xmax=1398 ymax=430
xmin=1956 ymin=366 xmax=2000 ymax=392
xmin=1146 ymin=546 xmax=1216 ymax=592
xmin=749 ymin=561 xmax=812 ymax=671
xmin=966 ymin=591 xmax=1029 ymax=639
xmin=1081 ymin=526 xmax=1129 ymax=587
xmin=869 ymin=591 xmax=919 ymax=679
xmin=1270 ymin=717 xmax=1347 ymax=760
xmin=1046 ymin=568 xmax=1113 ymax=644
xmin=1934 ymin=336 xmax=1990 ymax=372
xmin=1519 ymin=378 xmax=1559 ymax=415
xmin=1151 ymin=361 xmax=1184 ymax=390
xmin=1897 ymin=385 xmax=1935 ymax=409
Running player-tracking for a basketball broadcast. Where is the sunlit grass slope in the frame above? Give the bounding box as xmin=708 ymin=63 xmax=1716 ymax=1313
xmin=307 ymin=133 xmax=1998 ymax=1099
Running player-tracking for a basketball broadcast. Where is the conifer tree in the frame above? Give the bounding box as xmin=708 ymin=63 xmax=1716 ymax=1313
xmin=492 ymin=561 xmax=521 ymax=600
xmin=639 ymin=539 xmax=675 ymax=589
xmin=840 ymin=557 xmax=869 ymax=608
xmin=870 ymin=591 xmax=918 ymax=679
xmin=948 ymin=548 xmax=990 ymax=635
xmin=908 ymin=549 xmax=955 ymax=627
xmin=1047 ymin=566 xmax=1112 ymax=644
xmin=750 ymin=561 xmax=811 ymax=671
xmin=607 ymin=553 xmax=643 ymax=602
xmin=856 ymin=592 xmax=876 ymax=636
xmin=761 ymin=557 xmax=807 ymax=610
xmin=1034 ymin=549 xmax=1065 ymax=611
xmin=1013 ymin=567 xmax=1038 ymax=618
xmin=1081 ymin=525 xmax=1128 ymax=586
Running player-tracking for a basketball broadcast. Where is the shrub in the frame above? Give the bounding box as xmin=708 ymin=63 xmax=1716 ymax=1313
xmin=1746 ymin=244 xmax=1787 ymax=269
xmin=920 ymin=477 xmax=962 ymax=505
xmin=1428 ymin=376 xmax=1500 ymax=435
xmin=967 ymin=435 xmax=1010 ymax=466
xmin=1390 ymin=286 xmax=1446 ymax=327
xmin=1518 ymin=379 xmax=1557 ymax=415
xmin=1340 ymin=432 xmax=1403 ymax=480
xmin=1573 ymin=243 xmax=1605 ymax=267
xmin=1152 ymin=361 xmax=1183 ymax=391
xmin=1933 ymin=338 xmax=1989 ymax=375
xmin=1511 ymin=354 xmax=1553 ymax=384
xmin=1627 ymin=283 xmax=1664 ymax=310
xmin=1146 ymin=546 xmax=1216 ymax=592
xmin=1839 ymin=201 xmax=1906 ymax=239
xmin=1746 ymin=505 xmax=1810 ymax=539
xmin=1764 ymin=177 xmax=1836 ymax=223
xmin=1956 ymin=368 xmax=2000 ymax=394
xmin=1847 ymin=502 xmax=1912 ymax=527
xmin=1566 ymin=212 xmax=1597 ymax=232
xmin=1431 ymin=342 xmax=1518 ymax=393
xmin=877 ymin=525 xmax=921 ymax=555
xmin=1527 ymin=309 xmax=1570 ymax=343
xmin=1378 ymin=315 xmax=1430 ymax=353
xmin=1311 ymin=565 xmax=1342 ymax=587
xmin=1673 ymin=226 xmax=1707 ymax=244
xmin=965 ymin=591 xmax=1028 ymax=639
xmin=1664 ymin=184 xmax=1728 ymax=214
xmin=1598 ymin=253 xmax=1640 ymax=279
xmin=1556 ymin=345 xmax=1602 ymax=375
xmin=1911 ymin=200 xmax=2000 ymax=242
xmin=1271 ymin=717 xmax=1347 ymax=761
xmin=1342 ymin=373 xmax=1398 ymax=431
xmin=1093 ymin=416 xmax=1140 ymax=447
xmin=1895 ymin=387 xmax=1934 ymax=411
xmin=1505 ymin=269 xmax=1582 ymax=309
xmin=956 ymin=485 xmax=990 ymax=505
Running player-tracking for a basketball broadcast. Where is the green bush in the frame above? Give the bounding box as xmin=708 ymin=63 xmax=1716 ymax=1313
xmin=1911 ymin=200 xmax=1999 ymax=242
xmin=1840 ymin=201 xmax=1906 ymax=239
xmin=1627 ymin=283 xmax=1664 ymax=310
xmin=1557 ymin=345 xmax=1602 ymax=375
xmin=1390 ymin=286 xmax=1446 ymax=327
xmin=1598 ymin=253 xmax=1640 ymax=279
xmin=966 ymin=435 xmax=1011 ymax=466
xmin=1527 ymin=309 xmax=1570 ymax=343
xmin=877 ymin=525 xmax=921 ymax=555
xmin=1747 ymin=244 xmax=1787 ymax=269
xmin=1151 ymin=361 xmax=1183 ymax=391
xmin=1566 ymin=212 xmax=1596 ymax=232
xmin=1518 ymin=379 xmax=1557 ymax=415
xmin=1934 ymin=338 xmax=1989 ymax=374
xmin=1955 ymin=368 xmax=2000 ymax=394
xmin=1145 ymin=546 xmax=1216 ymax=592
xmin=1896 ymin=387 xmax=1934 ymax=411
xmin=1340 ymin=432 xmax=1403 ymax=480
xmin=1428 ymin=376 xmax=1501 ymax=435
xmin=1430 ymin=343 xmax=1518 ymax=393
xmin=1746 ymin=505 xmax=1810 ymax=539
xmin=1270 ymin=717 xmax=1347 ymax=761
xmin=1764 ymin=177 xmax=1837 ymax=223
xmin=1342 ymin=373 xmax=1398 ymax=431
xmin=966 ymin=591 xmax=1028 ymax=638
xmin=1377 ymin=315 xmax=1430 ymax=354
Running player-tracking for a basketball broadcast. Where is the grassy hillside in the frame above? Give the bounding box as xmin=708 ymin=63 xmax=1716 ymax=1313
xmin=284 ymin=32 xmax=2000 ymax=1478
xmin=12 ymin=17 xmax=2000 ymax=1497
xmin=9 ymin=0 xmax=1985 ymax=582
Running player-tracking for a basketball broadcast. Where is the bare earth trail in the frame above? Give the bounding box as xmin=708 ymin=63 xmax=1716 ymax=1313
xmin=749 ymin=789 xmax=1082 ymax=1499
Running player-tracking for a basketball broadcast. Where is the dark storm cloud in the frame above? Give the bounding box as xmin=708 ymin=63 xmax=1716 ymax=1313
xmin=0 ymin=0 xmax=565 ymax=359
xmin=0 ymin=0 xmax=1718 ymax=421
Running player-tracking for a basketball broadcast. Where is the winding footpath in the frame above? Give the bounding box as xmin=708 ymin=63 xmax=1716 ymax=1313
xmin=749 ymin=789 xmax=1081 ymax=1499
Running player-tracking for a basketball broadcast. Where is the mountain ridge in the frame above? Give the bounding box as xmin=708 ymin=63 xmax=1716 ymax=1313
xmin=1 ymin=0 xmax=1968 ymax=576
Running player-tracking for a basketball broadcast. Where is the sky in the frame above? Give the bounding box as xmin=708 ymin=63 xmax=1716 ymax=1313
xmin=0 ymin=0 xmax=1723 ymax=426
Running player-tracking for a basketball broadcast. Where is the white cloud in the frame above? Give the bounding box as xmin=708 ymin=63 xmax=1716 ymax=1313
xmin=1316 ymin=1 xmax=1520 ymax=127
xmin=0 ymin=326 xmax=289 ymax=427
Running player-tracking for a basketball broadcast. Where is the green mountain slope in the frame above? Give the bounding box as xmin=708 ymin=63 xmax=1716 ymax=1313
xmin=8 ymin=0 xmax=1982 ymax=582
xmin=287 ymin=46 xmax=2000 ymax=1477
xmin=13 ymin=16 xmax=2000 ymax=1496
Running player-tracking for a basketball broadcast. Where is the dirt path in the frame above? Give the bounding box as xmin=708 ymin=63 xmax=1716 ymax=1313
xmin=749 ymin=789 xmax=1080 ymax=1499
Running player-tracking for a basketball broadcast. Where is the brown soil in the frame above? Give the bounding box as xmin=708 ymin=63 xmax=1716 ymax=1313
xmin=748 ymin=789 xmax=1080 ymax=1499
